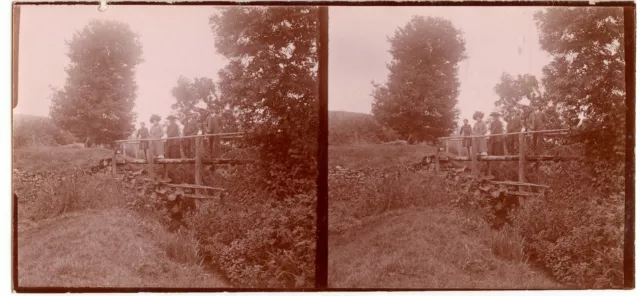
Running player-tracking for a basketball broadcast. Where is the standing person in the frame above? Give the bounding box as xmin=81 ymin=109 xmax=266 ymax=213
xmin=136 ymin=122 xmax=150 ymax=160
xmin=528 ymin=105 xmax=547 ymax=154
xmin=459 ymin=119 xmax=473 ymax=157
xmin=506 ymin=114 xmax=523 ymax=155
xmin=489 ymin=112 xmax=505 ymax=156
xmin=149 ymin=114 xmax=164 ymax=159
xmin=205 ymin=110 xmax=221 ymax=158
xmin=182 ymin=114 xmax=199 ymax=158
xmin=472 ymin=111 xmax=488 ymax=156
xmin=165 ymin=115 xmax=182 ymax=159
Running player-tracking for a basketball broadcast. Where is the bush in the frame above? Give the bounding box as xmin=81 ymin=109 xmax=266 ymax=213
xmin=510 ymin=162 xmax=624 ymax=288
xmin=184 ymin=167 xmax=316 ymax=288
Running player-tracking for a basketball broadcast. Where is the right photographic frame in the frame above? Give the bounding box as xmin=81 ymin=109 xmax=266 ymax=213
xmin=327 ymin=3 xmax=635 ymax=290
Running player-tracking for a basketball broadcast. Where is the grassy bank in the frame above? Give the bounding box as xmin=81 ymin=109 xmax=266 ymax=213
xmin=328 ymin=144 xmax=560 ymax=289
xmin=14 ymin=147 xmax=228 ymax=288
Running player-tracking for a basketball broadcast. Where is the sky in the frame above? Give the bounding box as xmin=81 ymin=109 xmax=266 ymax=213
xmin=328 ymin=6 xmax=554 ymax=125
xmin=15 ymin=4 xmax=225 ymax=132
xmin=15 ymin=5 xmax=553 ymax=134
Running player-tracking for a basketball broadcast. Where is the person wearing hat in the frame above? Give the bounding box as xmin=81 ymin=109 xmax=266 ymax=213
xmin=205 ymin=110 xmax=222 ymax=158
xmin=182 ymin=113 xmax=199 ymax=158
xmin=527 ymin=105 xmax=547 ymax=154
xmin=505 ymin=113 xmax=525 ymax=155
xmin=472 ymin=111 xmax=488 ymax=156
xmin=489 ymin=112 xmax=505 ymax=156
xmin=135 ymin=122 xmax=150 ymax=160
xmin=459 ymin=119 xmax=473 ymax=157
xmin=149 ymin=114 xmax=164 ymax=158
xmin=165 ymin=115 xmax=182 ymax=159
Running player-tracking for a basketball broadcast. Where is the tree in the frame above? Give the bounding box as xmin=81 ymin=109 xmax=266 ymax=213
xmin=210 ymin=7 xmax=319 ymax=193
xmin=493 ymin=72 xmax=565 ymax=130
xmin=494 ymin=73 xmax=542 ymax=120
xmin=49 ymin=19 xmax=143 ymax=147
xmin=371 ymin=16 xmax=466 ymax=144
xmin=170 ymin=76 xmax=239 ymax=132
xmin=535 ymin=7 xmax=625 ymax=188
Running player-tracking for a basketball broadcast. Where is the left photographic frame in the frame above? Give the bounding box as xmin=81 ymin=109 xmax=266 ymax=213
xmin=12 ymin=2 xmax=326 ymax=291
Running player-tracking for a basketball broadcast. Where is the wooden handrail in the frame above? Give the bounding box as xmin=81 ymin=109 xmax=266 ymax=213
xmin=115 ymin=132 xmax=245 ymax=144
xmin=437 ymin=128 xmax=570 ymax=141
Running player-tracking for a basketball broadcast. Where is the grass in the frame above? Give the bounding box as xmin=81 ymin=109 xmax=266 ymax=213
xmin=328 ymin=143 xmax=560 ymax=289
xmin=329 ymin=143 xmax=435 ymax=170
xmin=13 ymin=146 xmax=112 ymax=172
xmin=14 ymin=146 xmax=229 ymax=288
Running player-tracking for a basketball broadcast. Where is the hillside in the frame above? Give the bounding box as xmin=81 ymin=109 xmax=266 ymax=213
xmin=328 ymin=111 xmax=401 ymax=145
xmin=13 ymin=114 xmax=77 ymax=149
xmin=13 ymin=146 xmax=229 ymax=288
xmin=328 ymin=144 xmax=562 ymax=289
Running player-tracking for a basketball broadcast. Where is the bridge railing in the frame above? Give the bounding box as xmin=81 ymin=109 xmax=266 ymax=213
xmin=111 ymin=132 xmax=247 ymax=198
xmin=436 ymin=128 xmax=573 ymax=194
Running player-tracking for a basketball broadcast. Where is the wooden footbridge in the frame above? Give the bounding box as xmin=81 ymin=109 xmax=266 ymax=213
xmin=112 ymin=132 xmax=252 ymax=199
xmin=435 ymin=129 xmax=578 ymax=195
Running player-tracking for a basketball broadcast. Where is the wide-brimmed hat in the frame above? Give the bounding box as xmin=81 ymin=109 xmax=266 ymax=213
xmin=472 ymin=111 xmax=485 ymax=120
xmin=150 ymin=114 xmax=161 ymax=123
xmin=167 ymin=115 xmax=177 ymax=120
xmin=490 ymin=111 xmax=501 ymax=117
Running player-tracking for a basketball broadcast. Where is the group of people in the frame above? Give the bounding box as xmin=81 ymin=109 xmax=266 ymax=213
xmin=134 ymin=111 xmax=222 ymax=160
xmin=458 ymin=106 xmax=547 ymax=157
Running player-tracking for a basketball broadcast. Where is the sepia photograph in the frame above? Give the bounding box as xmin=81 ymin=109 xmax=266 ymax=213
xmin=12 ymin=3 xmax=321 ymax=289
xmin=328 ymin=5 xmax=632 ymax=289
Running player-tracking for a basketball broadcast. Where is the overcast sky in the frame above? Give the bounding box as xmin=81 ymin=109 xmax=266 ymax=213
xmin=15 ymin=5 xmax=552 ymax=131
xmin=15 ymin=4 xmax=224 ymax=129
xmin=328 ymin=6 xmax=553 ymax=124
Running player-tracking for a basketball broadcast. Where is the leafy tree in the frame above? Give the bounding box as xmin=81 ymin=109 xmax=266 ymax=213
xmin=49 ymin=19 xmax=143 ymax=147
xmin=535 ymin=7 xmax=625 ymax=189
xmin=493 ymin=73 xmax=542 ymax=120
xmin=170 ymin=76 xmax=239 ymax=132
xmin=210 ymin=7 xmax=319 ymax=193
xmin=493 ymin=73 xmax=564 ymax=130
xmin=371 ymin=16 xmax=466 ymax=144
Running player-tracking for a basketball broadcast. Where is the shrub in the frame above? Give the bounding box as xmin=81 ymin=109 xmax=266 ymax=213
xmin=510 ymin=162 xmax=624 ymax=288
xmin=184 ymin=167 xmax=316 ymax=288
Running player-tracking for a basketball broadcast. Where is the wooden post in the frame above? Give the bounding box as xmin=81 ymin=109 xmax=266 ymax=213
xmin=147 ymin=139 xmax=156 ymax=179
xmin=435 ymin=140 xmax=440 ymax=173
xmin=195 ymin=137 xmax=203 ymax=195
xmin=112 ymin=144 xmax=117 ymax=176
xmin=518 ymin=132 xmax=526 ymax=193
xmin=458 ymin=140 xmax=463 ymax=157
xmin=471 ymin=137 xmax=478 ymax=175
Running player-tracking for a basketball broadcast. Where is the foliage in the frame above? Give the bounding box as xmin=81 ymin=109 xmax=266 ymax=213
xmin=185 ymin=168 xmax=316 ymax=288
xmin=328 ymin=111 xmax=401 ymax=145
xmin=170 ymin=76 xmax=240 ymax=132
xmin=371 ymin=15 xmax=466 ymax=143
xmin=210 ymin=7 xmax=319 ymax=195
xmin=13 ymin=114 xmax=77 ymax=149
xmin=49 ymin=19 xmax=143 ymax=147
xmin=534 ymin=7 xmax=626 ymax=191
xmin=511 ymin=161 xmax=624 ymax=288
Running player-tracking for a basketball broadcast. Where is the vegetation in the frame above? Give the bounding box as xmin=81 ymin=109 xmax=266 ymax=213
xmin=169 ymin=6 xmax=320 ymax=288
xmin=371 ymin=16 xmax=467 ymax=143
xmin=170 ymin=76 xmax=241 ymax=132
xmin=14 ymin=148 xmax=226 ymax=288
xmin=328 ymin=144 xmax=559 ymax=288
xmin=13 ymin=114 xmax=77 ymax=149
xmin=328 ymin=111 xmax=401 ymax=145
xmin=49 ymin=19 xmax=143 ymax=147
